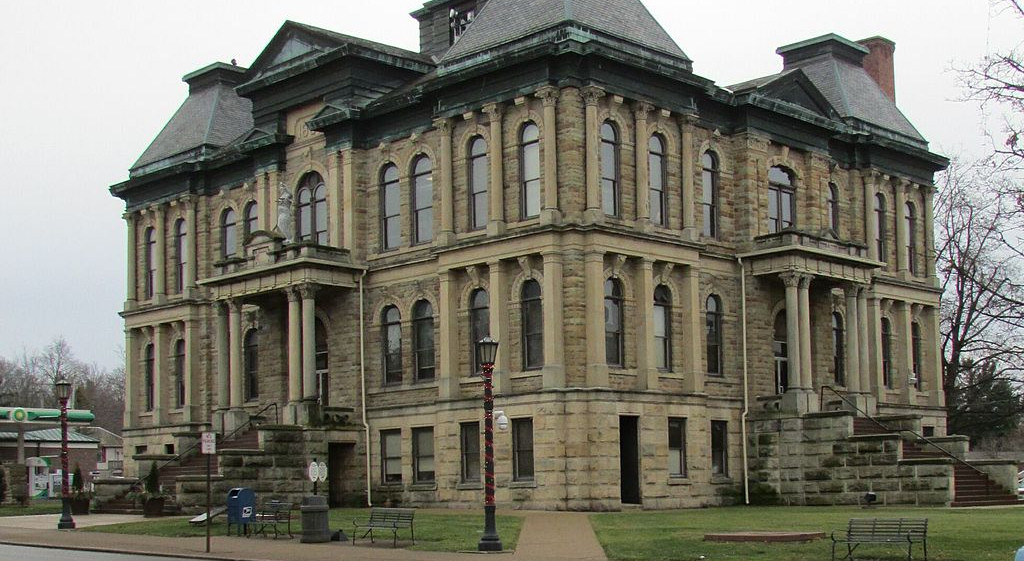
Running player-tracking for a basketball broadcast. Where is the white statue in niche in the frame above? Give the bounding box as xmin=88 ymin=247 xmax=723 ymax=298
xmin=277 ymin=183 xmax=294 ymax=243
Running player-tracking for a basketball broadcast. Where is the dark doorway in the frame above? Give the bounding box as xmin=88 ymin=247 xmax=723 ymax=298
xmin=619 ymin=416 xmax=641 ymax=504
xmin=328 ymin=443 xmax=355 ymax=507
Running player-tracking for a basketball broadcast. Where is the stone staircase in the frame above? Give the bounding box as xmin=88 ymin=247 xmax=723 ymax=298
xmin=159 ymin=428 xmax=261 ymax=481
xmin=854 ymin=417 xmax=1018 ymax=507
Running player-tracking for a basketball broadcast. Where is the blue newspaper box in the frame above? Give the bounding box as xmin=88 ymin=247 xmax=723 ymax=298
xmin=226 ymin=488 xmax=255 ymax=536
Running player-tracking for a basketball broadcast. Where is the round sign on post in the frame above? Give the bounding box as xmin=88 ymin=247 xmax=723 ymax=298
xmin=308 ymin=461 xmax=320 ymax=482
xmin=11 ymin=408 xmax=27 ymax=422
xmin=317 ymin=461 xmax=327 ymax=483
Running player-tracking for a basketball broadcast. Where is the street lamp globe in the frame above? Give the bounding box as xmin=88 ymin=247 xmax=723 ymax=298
xmin=476 ymin=336 xmax=499 ymax=367
xmin=54 ymin=377 xmax=71 ymax=401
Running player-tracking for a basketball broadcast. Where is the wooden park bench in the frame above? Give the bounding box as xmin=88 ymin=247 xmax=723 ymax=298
xmin=252 ymin=500 xmax=293 ymax=539
xmin=352 ymin=507 xmax=415 ymax=547
xmin=831 ymin=518 xmax=928 ymax=561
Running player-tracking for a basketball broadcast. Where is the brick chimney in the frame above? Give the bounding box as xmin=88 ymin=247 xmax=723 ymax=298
xmin=858 ymin=36 xmax=896 ymax=102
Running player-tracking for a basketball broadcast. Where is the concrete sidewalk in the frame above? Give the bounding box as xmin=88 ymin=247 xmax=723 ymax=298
xmin=0 ymin=510 xmax=607 ymax=561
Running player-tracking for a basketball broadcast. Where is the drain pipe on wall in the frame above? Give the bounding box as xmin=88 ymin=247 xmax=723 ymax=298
xmin=738 ymin=256 xmax=750 ymax=505
xmin=358 ymin=269 xmax=372 ymax=507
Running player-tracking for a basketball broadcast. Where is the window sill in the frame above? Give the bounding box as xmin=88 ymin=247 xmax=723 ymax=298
xmin=509 ymin=480 xmax=537 ymax=489
xmin=710 ymin=475 xmax=733 ymax=485
xmin=377 ymin=482 xmax=403 ymax=489
xmin=667 ymin=477 xmax=691 ymax=486
xmin=457 ymin=482 xmax=483 ymax=491
xmin=409 ymin=482 xmax=437 ymax=491
xmin=369 ymin=381 xmax=439 ymax=395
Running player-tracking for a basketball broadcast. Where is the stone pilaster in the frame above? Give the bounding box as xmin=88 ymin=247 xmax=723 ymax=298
xmin=927 ymin=306 xmax=944 ymax=407
xmin=582 ymin=86 xmax=605 ymax=224
xmin=341 ymin=149 xmax=357 ymax=252
xmin=636 ymin=258 xmax=658 ymax=390
xmin=153 ymin=205 xmax=167 ymax=303
xmin=330 ymin=150 xmax=343 ymax=248
xmin=124 ymin=328 xmax=137 ymax=425
xmin=536 ymin=86 xmax=561 ymax=225
xmin=483 ymin=103 xmax=506 ymax=235
xmin=435 ymin=118 xmax=456 ymax=245
xmin=634 ymin=102 xmax=653 ymax=227
xmin=153 ymin=323 xmax=167 ymax=425
xmin=215 ymin=302 xmax=229 ymax=411
xmin=844 ymin=285 xmax=861 ymax=393
xmin=897 ymin=300 xmax=914 ymax=401
xmin=541 ymin=251 xmax=565 ymax=387
xmin=857 ymin=288 xmax=872 ymax=399
xmin=584 ymin=251 xmax=608 ymax=387
xmin=798 ymin=275 xmax=813 ymax=391
xmin=922 ymin=185 xmax=937 ymax=280
xmin=895 ymin=179 xmax=909 ymax=274
xmin=287 ymin=288 xmax=302 ymax=408
xmin=125 ymin=213 xmax=138 ymax=308
xmin=184 ymin=198 xmax=197 ymax=297
xmin=781 ymin=273 xmax=802 ymax=389
xmin=301 ymin=285 xmax=317 ymax=400
xmin=681 ymin=266 xmax=704 ymax=393
xmin=183 ymin=319 xmax=197 ymax=422
xmin=228 ymin=299 xmax=243 ymax=409
xmin=680 ymin=113 xmax=697 ymax=238
xmin=438 ymin=269 xmax=460 ymax=399
xmin=863 ymin=171 xmax=879 ymax=262
xmin=488 ymin=261 xmax=511 ymax=394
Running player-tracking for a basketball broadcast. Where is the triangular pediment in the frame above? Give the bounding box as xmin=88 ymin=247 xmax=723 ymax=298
xmin=244 ymin=22 xmax=341 ymax=82
xmin=754 ymin=70 xmax=837 ymax=119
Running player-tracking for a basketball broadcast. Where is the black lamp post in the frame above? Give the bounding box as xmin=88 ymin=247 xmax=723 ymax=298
xmin=476 ymin=337 xmax=501 ymax=552
xmin=55 ymin=376 xmax=75 ymax=530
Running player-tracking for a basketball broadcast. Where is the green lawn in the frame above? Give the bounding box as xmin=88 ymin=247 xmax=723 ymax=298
xmin=83 ymin=507 xmax=523 ymax=552
xmin=590 ymin=506 xmax=1024 ymax=561
xmin=0 ymin=501 xmax=63 ymax=517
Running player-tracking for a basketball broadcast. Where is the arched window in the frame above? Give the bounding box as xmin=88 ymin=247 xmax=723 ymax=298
xmin=654 ymin=285 xmax=671 ymax=371
xmin=905 ymin=202 xmax=918 ymax=275
xmin=221 ymin=208 xmax=237 ymax=259
xmin=832 ymin=312 xmax=845 ymax=386
xmin=174 ymin=219 xmax=187 ymax=294
xmin=297 ymin=173 xmax=327 ymax=244
xmin=382 ymin=306 xmax=402 ymax=385
xmin=144 ymin=342 xmax=155 ymax=411
xmin=521 ymin=279 xmax=543 ymax=369
xmin=881 ymin=317 xmax=893 ymax=389
xmin=520 ymin=123 xmax=541 ymax=219
xmin=413 ymin=300 xmax=435 ymax=381
xmin=381 ymin=165 xmax=401 ymax=250
xmin=243 ymin=329 xmax=259 ymax=401
xmin=911 ymin=321 xmax=922 ymax=390
xmin=773 ymin=312 xmax=788 ymax=394
xmin=412 ymin=156 xmax=434 ymax=244
xmin=469 ymin=289 xmax=490 ymax=374
xmin=315 ymin=319 xmax=329 ymax=406
xmin=144 ymin=227 xmax=156 ymax=299
xmin=604 ymin=279 xmax=624 ymax=367
xmin=767 ymin=166 xmax=795 ymax=233
xmin=702 ymin=151 xmax=719 ymax=238
xmin=706 ymin=295 xmax=723 ymax=376
xmin=243 ymin=201 xmax=259 ymax=239
xmin=601 ymin=121 xmax=620 ymax=217
xmin=874 ymin=193 xmax=887 ymax=261
xmin=649 ymin=134 xmax=667 ymax=226
xmin=469 ymin=137 xmax=489 ymax=230
xmin=827 ymin=183 xmax=840 ymax=233
xmin=173 ymin=338 xmax=186 ymax=408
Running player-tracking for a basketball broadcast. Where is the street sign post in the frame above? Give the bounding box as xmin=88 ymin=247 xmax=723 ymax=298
xmin=201 ymin=432 xmax=215 ymax=553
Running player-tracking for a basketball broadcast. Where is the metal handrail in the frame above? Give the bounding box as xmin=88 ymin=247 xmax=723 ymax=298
xmin=819 ymin=386 xmax=991 ymax=484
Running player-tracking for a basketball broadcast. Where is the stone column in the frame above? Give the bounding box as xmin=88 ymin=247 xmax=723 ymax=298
xmin=435 ymin=118 xmax=456 ymax=245
xmin=184 ymin=198 xmax=197 ymax=296
xmin=582 ymin=86 xmax=605 ymax=223
xmin=867 ymin=294 xmax=885 ymax=402
xmin=922 ymin=185 xmax=937 ymax=279
xmin=301 ymin=285 xmax=317 ymax=400
xmin=215 ymin=303 xmax=229 ymax=411
xmin=781 ymin=273 xmax=802 ymax=390
xmin=863 ymin=171 xmax=878 ymax=262
xmin=584 ymin=251 xmax=608 ymax=387
xmin=152 ymin=323 xmax=166 ymax=425
xmin=636 ymin=258 xmax=658 ymax=390
xmin=268 ymin=169 xmax=282 ymax=239
xmin=844 ymin=286 xmax=861 ymax=393
xmin=330 ymin=150 xmax=344 ymax=247
xmin=927 ymin=306 xmax=945 ymax=407
xmin=536 ymin=86 xmax=561 ymax=225
xmin=183 ymin=319 xmax=197 ymax=422
xmin=228 ymin=299 xmax=243 ymax=409
xmin=438 ymin=269 xmax=460 ymax=399
xmin=681 ymin=266 xmax=704 ymax=393
xmin=125 ymin=213 xmax=137 ymax=307
xmin=680 ymin=113 xmax=697 ymax=238
xmin=341 ymin=149 xmax=357 ymax=252
xmin=153 ymin=205 xmax=167 ymax=303
xmin=541 ymin=251 xmax=565 ymax=387
xmin=634 ymin=102 xmax=653 ymax=226
xmin=124 ymin=328 xmax=137 ymax=426
xmin=483 ymin=103 xmax=506 ymax=235
xmin=798 ymin=275 xmax=813 ymax=390
xmin=488 ymin=261 xmax=511 ymax=393
xmin=895 ymin=179 xmax=909 ymax=274
xmin=857 ymin=288 xmax=872 ymax=396
xmin=897 ymin=300 xmax=914 ymax=401
xmin=286 ymin=288 xmax=302 ymax=401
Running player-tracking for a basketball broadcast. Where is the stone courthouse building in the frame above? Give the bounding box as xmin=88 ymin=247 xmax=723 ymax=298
xmin=110 ymin=0 xmax=1019 ymax=509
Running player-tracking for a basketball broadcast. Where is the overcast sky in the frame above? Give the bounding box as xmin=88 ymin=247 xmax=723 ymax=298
xmin=0 ymin=1 xmax=1017 ymax=370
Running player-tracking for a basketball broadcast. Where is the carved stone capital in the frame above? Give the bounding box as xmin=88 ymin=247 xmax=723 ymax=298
xmin=581 ymin=85 xmax=606 ymax=107
xmin=780 ymin=272 xmax=803 ymax=288
xmin=433 ymin=118 xmax=453 ymax=136
xmin=535 ymin=86 xmax=560 ymax=107
xmin=482 ymin=102 xmax=504 ymax=120
xmin=633 ymin=101 xmax=655 ymax=119
xmin=299 ymin=283 xmax=318 ymax=301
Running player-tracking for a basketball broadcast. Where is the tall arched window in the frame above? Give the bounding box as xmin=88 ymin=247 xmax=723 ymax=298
xmin=702 ymin=151 xmax=719 ymax=238
xmin=649 ymin=134 xmax=667 ymax=226
xmin=520 ymin=123 xmax=541 ymax=219
xmin=381 ymin=165 xmax=401 ymax=250
xmin=469 ymin=137 xmax=489 ymax=230
xmin=297 ymin=173 xmax=327 ymax=244
xmin=905 ymin=202 xmax=918 ymax=275
xmin=412 ymin=156 xmax=434 ymax=244
xmin=173 ymin=219 xmax=187 ymax=294
xmin=881 ymin=317 xmax=893 ymax=389
xmin=874 ymin=193 xmax=887 ymax=262
xmin=832 ymin=312 xmax=845 ymax=386
xmin=144 ymin=227 xmax=156 ymax=299
xmin=911 ymin=321 xmax=922 ymax=390
xmin=604 ymin=279 xmax=624 ymax=367
xmin=521 ymin=280 xmax=543 ymax=369
xmin=767 ymin=166 xmax=795 ymax=232
xmin=315 ymin=319 xmax=329 ymax=406
xmin=469 ymin=289 xmax=490 ymax=375
xmin=827 ymin=183 xmax=840 ymax=233
xmin=706 ymin=295 xmax=723 ymax=376
xmin=601 ymin=121 xmax=620 ymax=217
xmin=382 ymin=306 xmax=402 ymax=385
xmin=654 ymin=285 xmax=671 ymax=371
xmin=173 ymin=338 xmax=186 ymax=408
xmin=773 ymin=312 xmax=788 ymax=394
xmin=243 ymin=201 xmax=259 ymax=239
xmin=413 ymin=300 xmax=435 ymax=381
xmin=243 ymin=329 xmax=259 ymax=401
xmin=144 ymin=342 xmax=155 ymax=411
xmin=221 ymin=208 xmax=237 ymax=259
